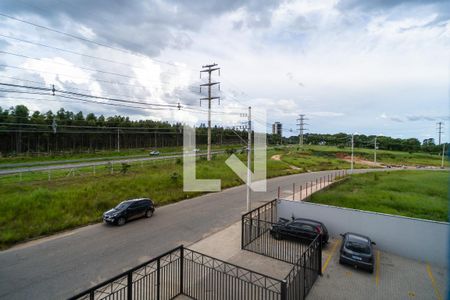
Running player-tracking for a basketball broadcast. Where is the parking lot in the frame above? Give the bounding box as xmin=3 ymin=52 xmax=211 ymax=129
xmin=310 ymin=237 xmax=448 ymax=300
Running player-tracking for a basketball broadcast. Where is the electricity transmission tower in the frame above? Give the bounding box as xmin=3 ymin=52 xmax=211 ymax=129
xmin=296 ymin=114 xmax=308 ymax=147
xmin=200 ymin=63 xmax=220 ymax=161
xmin=437 ymin=121 xmax=444 ymax=145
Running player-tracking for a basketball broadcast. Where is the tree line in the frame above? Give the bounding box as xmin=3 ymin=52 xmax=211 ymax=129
xmin=281 ymin=133 xmax=445 ymax=154
xmin=0 ymin=105 xmax=246 ymax=155
xmin=0 ymin=105 xmax=444 ymax=156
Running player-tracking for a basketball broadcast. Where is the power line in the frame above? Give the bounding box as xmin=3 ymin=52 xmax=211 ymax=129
xmin=0 ymin=92 xmax=243 ymax=117
xmin=0 ymin=82 xmax=180 ymax=108
xmin=0 ymin=74 xmax=202 ymax=107
xmin=0 ymin=12 xmax=192 ymax=70
xmin=0 ymin=34 xmax=191 ymax=78
xmin=0 ymin=49 xmax=199 ymax=90
xmin=0 ymin=64 xmax=199 ymax=94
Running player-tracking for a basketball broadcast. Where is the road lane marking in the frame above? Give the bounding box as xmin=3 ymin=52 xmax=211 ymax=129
xmin=426 ymin=263 xmax=442 ymax=300
xmin=375 ymin=250 xmax=380 ymax=287
xmin=322 ymin=239 xmax=339 ymax=273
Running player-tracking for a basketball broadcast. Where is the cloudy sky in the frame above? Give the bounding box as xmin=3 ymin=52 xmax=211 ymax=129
xmin=0 ymin=0 xmax=448 ymax=141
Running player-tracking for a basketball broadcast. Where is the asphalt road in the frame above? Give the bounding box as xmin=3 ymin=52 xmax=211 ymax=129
xmin=0 ymin=169 xmax=375 ymax=299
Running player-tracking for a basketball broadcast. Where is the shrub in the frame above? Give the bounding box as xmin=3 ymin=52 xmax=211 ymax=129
xmin=120 ymin=163 xmax=131 ymax=174
xmin=170 ymin=172 xmax=180 ymax=182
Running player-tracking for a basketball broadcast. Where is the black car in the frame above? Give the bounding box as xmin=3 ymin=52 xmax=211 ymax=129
xmin=270 ymin=217 xmax=329 ymax=245
xmin=103 ymin=198 xmax=155 ymax=226
xmin=339 ymin=232 xmax=375 ymax=273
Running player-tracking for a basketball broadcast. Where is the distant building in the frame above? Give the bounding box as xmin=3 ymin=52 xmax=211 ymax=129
xmin=272 ymin=122 xmax=282 ymax=135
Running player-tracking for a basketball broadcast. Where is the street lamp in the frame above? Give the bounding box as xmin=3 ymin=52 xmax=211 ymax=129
xmin=350 ymin=132 xmax=358 ymax=174
xmin=374 ymin=133 xmax=383 ymax=164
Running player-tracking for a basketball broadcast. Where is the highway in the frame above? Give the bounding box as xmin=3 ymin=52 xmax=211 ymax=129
xmin=0 ymin=169 xmax=374 ymax=299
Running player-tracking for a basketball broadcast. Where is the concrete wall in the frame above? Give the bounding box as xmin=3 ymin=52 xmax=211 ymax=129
xmin=277 ymin=199 xmax=449 ymax=266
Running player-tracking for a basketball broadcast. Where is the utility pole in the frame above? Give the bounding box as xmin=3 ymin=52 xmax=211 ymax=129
xmin=350 ymin=134 xmax=354 ymax=174
xmin=296 ymin=114 xmax=308 ymax=147
xmin=117 ymin=127 xmax=120 ymax=152
xmin=374 ymin=136 xmax=377 ymax=163
xmin=437 ymin=122 xmax=443 ymax=145
xmin=200 ymin=63 xmax=220 ymax=161
xmin=246 ymin=106 xmax=252 ymax=212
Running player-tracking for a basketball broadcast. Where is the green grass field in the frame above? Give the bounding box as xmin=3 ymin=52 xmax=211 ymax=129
xmin=310 ymin=170 xmax=449 ymax=222
xmin=0 ymin=145 xmax=447 ymax=249
xmin=304 ymin=145 xmax=447 ymax=167
xmin=0 ymin=151 xmax=302 ymax=249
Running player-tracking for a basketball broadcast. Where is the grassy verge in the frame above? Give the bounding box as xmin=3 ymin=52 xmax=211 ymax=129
xmin=0 ymin=146 xmax=446 ymax=249
xmin=304 ymin=145 xmax=447 ymax=167
xmin=310 ymin=170 xmax=448 ymax=222
xmin=0 ymin=150 xmax=299 ymax=249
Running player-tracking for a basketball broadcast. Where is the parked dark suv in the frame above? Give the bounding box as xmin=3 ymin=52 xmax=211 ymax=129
xmin=270 ymin=217 xmax=329 ymax=245
xmin=339 ymin=232 xmax=375 ymax=273
xmin=103 ymin=198 xmax=155 ymax=226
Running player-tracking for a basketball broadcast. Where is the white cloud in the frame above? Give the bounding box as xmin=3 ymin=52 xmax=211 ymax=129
xmin=0 ymin=0 xmax=448 ymax=139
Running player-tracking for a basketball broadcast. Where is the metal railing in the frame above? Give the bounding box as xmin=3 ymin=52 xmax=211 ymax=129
xmin=285 ymin=235 xmax=322 ymax=300
xmin=69 ymin=246 xmax=183 ymax=300
xmin=241 ymin=199 xmax=322 ymax=300
xmin=70 ymin=245 xmax=285 ymax=300
xmin=183 ymin=248 xmax=284 ymax=300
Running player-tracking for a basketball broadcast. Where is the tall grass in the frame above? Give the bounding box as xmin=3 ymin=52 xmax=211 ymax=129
xmin=310 ymin=170 xmax=449 ymax=222
xmin=0 ymin=152 xmax=293 ymax=248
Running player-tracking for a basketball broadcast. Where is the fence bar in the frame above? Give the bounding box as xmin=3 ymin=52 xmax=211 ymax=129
xmin=318 ymin=235 xmax=323 ymax=276
xmin=127 ymin=272 xmax=132 ymax=300
xmin=180 ymin=246 xmax=184 ymax=295
xmin=292 ymin=183 xmax=295 ymax=200
xmin=281 ymin=281 xmax=287 ymax=300
xmin=157 ymin=257 xmax=161 ymax=300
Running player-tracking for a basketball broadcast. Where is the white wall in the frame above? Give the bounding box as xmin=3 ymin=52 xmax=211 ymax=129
xmin=278 ymin=199 xmax=449 ymax=266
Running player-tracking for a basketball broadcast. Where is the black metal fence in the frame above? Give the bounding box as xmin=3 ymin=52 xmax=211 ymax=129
xmin=241 ymin=199 xmax=322 ymax=300
xmin=183 ymin=248 xmax=284 ymax=300
xmin=69 ymin=245 xmax=285 ymax=300
xmin=285 ymin=235 xmax=322 ymax=300
xmin=70 ymin=199 xmax=321 ymax=300
xmin=69 ymin=246 xmax=183 ymax=300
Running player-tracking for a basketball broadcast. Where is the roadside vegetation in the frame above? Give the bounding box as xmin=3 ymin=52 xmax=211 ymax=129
xmin=0 ymin=144 xmax=446 ymax=249
xmin=0 ymin=151 xmax=297 ymax=249
xmin=272 ymin=145 xmax=446 ymax=168
xmin=310 ymin=170 xmax=448 ymax=222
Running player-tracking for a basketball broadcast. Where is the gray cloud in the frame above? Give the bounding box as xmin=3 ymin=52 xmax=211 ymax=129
xmin=337 ymin=0 xmax=450 ymax=29
xmin=337 ymin=0 xmax=449 ymax=11
xmin=0 ymin=0 xmax=283 ymax=56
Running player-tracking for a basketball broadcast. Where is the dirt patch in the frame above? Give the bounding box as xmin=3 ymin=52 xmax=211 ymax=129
xmin=336 ymin=153 xmax=382 ymax=167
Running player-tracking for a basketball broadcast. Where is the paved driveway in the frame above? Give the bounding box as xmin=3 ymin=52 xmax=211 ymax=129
xmin=310 ymin=237 xmax=448 ymax=299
